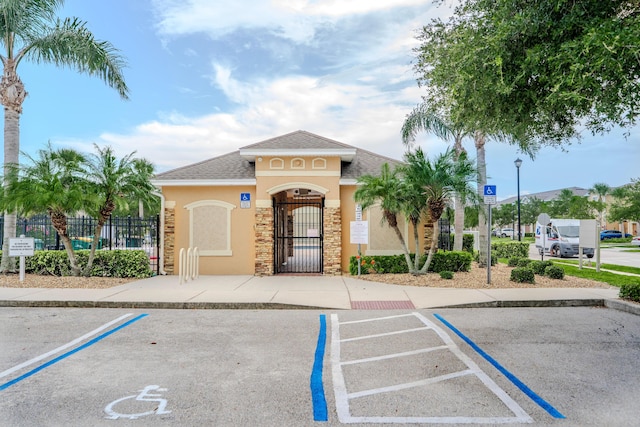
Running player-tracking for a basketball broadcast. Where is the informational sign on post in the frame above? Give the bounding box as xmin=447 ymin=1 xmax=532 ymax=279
xmin=9 ymin=236 xmax=35 ymax=282
xmin=350 ymin=221 xmax=368 ymax=244
xmin=484 ymin=185 xmax=497 ymax=284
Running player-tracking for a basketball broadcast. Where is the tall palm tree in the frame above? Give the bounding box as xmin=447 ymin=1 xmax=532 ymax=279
xmin=2 ymin=144 xmax=87 ymax=275
xmin=590 ymin=182 xmax=611 ymax=226
xmin=354 ymin=163 xmax=416 ymax=272
xmin=0 ymin=0 xmax=129 ymax=272
xmin=401 ymin=147 xmax=476 ymax=273
xmin=401 ymin=103 xmax=470 ymax=251
xmin=82 ymin=145 xmax=156 ymax=276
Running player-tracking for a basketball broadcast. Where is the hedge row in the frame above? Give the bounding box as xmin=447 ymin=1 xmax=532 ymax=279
xmin=1 ymin=250 xmax=154 ymax=278
xmin=349 ymin=251 xmax=473 ymax=275
xmin=507 ymin=257 xmax=565 ymax=283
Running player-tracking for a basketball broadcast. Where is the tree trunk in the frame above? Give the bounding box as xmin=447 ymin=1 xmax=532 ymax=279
xmin=0 ymin=62 xmax=27 ymax=273
xmin=474 ymin=131 xmax=488 ymax=267
xmin=420 ymin=218 xmax=440 ymax=273
xmin=453 ymin=134 xmax=466 ymax=251
xmin=1 ymin=108 xmax=20 ymax=272
xmin=59 ymin=234 xmax=82 ymax=276
xmin=391 ymin=223 xmax=415 ymax=273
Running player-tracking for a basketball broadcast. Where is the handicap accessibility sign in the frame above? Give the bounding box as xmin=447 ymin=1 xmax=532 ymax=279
xmin=240 ymin=193 xmax=251 ymax=208
xmin=483 ymin=185 xmax=497 ymax=205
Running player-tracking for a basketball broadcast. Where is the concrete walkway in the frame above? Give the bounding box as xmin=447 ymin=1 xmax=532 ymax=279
xmin=1 ymin=274 xmax=634 ymax=314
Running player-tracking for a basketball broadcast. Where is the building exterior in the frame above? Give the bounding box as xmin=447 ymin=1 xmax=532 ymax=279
xmin=152 ymin=130 xmax=422 ymax=275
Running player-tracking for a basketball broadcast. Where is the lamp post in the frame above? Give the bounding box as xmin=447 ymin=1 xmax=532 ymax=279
xmin=514 ymin=158 xmax=523 ymax=241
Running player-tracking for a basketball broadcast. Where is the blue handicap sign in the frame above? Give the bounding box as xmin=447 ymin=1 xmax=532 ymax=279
xmin=240 ymin=193 xmax=251 ymax=201
xmin=483 ymin=185 xmax=496 ymax=196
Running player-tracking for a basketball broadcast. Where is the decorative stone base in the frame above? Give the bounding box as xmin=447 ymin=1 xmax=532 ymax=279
xmin=323 ymin=206 xmax=342 ymax=275
xmin=164 ymin=206 xmax=176 ymax=274
xmin=255 ymin=207 xmax=274 ymax=275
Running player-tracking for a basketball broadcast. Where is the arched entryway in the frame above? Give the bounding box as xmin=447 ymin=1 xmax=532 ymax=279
xmin=273 ymin=188 xmax=324 ymax=274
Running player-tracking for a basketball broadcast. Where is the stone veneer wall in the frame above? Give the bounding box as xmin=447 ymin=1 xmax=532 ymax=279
xmin=255 ymin=207 xmax=274 ymax=275
xmin=164 ymin=204 xmax=176 ymax=274
xmin=323 ymin=206 xmax=342 ymax=275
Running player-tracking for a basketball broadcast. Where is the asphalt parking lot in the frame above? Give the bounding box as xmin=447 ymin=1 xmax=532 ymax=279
xmin=1 ymin=307 xmax=639 ymax=426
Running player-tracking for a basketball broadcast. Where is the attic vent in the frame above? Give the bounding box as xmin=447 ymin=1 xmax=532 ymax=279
xmin=294 ymin=189 xmax=309 ymax=195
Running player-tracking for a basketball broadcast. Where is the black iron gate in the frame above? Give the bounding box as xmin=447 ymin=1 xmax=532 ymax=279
xmin=273 ymin=198 xmax=323 ymax=274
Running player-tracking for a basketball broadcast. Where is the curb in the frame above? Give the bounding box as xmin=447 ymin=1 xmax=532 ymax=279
xmin=0 ymin=300 xmax=329 ymax=310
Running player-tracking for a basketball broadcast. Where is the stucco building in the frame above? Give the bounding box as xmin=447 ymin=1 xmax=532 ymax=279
xmin=153 ymin=130 xmax=420 ymax=276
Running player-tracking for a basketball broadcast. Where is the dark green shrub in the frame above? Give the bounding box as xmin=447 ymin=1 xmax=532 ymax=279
xmin=349 ymin=254 xmax=409 ymax=275
xmin=491 ymin=241 xmax=529 ymax=259
xmin=544 ymin=265 xmax=565 ymax=280
xmin=23 ymin=249 xmax=154 ymax=278
xmin=530 ymin=260 xmax=554 ymax=275
xmin=619 ymin=283 xmax=640 ymax=302
xmin=516 ymin=258 xmax=532 ymax=268
xmin=439 ymin=270 xmax=454 ymax=279
xmin=510 ymin=267 xmax=535 ymax=284
xmin=474 ymin=251 xmax=497 ymax=266
xmin=428 ymin=251 xmax=473 ymax=273
xmin=507 ymin=257 xmax=523 ymax=267
xmin=462 ymin=234 xmax=474 ymax=254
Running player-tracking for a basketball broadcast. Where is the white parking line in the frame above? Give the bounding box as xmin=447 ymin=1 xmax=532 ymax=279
xmin=331 ymin=312 xmax=533 ymax=424
xmin=0 ymin=313 xmax=133 ymax=379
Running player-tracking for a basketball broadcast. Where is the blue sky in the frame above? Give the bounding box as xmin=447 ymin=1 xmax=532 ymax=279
xmin=11 ymin=0 xmax=640 ymax=201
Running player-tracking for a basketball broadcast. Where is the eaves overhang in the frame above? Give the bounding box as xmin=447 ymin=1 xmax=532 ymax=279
xmin=151 ymin=179 xmax=257 ymax=187
xmin=239 ymin=148 xmax=356 ymax=162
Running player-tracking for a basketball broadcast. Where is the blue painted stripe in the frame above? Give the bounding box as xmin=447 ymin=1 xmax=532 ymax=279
xmin=433 ymin=313 xmax=565 ymax=419
xmin=310 ymin=314 xmax=328 ymax=421
xmin=0 ymin=313 xmax=148 ymax=392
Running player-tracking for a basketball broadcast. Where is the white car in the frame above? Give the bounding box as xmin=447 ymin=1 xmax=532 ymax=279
xmin=500 ymin=228 xmax=514 ymax=238
xmin=632 ymin=236 xmax=640 ymax=247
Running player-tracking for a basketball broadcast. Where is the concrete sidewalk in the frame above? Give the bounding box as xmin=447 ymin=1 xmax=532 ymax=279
xmin=0 ymin=274 xmax=634 ymax=314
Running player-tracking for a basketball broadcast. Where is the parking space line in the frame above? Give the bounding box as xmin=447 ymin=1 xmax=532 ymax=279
xmin=331 ymin=312 xmax=533 ymax=424
xmin=0 ymin=313 xmax=134 ymax=380
xmin=434 ymin=313 xmax=566 ymax=419
xmin=311 ymin=314 xmax=328 ymax=421
xmin=340 ymin=327 xmax=430 ymax=343
xmin=0 ymin=313 xmax=148 ymax=392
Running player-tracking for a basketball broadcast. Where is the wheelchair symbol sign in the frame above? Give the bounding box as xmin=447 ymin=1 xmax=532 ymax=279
xmin=483 ymin=185 xmax=496 ymax=196
xmin=240 ymin=193 xmax=251 ymax=201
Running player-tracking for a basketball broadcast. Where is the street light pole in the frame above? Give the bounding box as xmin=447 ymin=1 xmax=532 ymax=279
xmin=514 ymin=158 xmax=523 ymax=241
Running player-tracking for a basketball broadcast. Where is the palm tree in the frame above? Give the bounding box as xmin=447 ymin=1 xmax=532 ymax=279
xmin=0 ymin=0 xmax=129 ymax=272
xmin=82 ymin=145 xmax=156 ymax=276
xmin=401 ymin=147 xmax=476 ymax=273
xmin=589 ymin=182 xmax=611 ymax=226
xmin=401 ymin=103 xmax=471 ymax=251
xmin=2 ymin=144 xmax=88 ymax=275
xmin=354 ymin=163 xmax=415 ymax=272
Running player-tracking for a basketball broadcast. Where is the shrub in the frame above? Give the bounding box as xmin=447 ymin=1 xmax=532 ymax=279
xmin=462 ymin=234 xmax=474 ymax=254
xmin=507 ymin=257 xmax=523 ymax=267
xmin=516 ymin=258 xmax=532 ymax=268
xmin=439 ymin=270 xmax=454 ymax=279
xmin=349 ymin=251 xmax=472 ymax=275
xmin=23 ymin=249 xmax=154 ymax=278
xmin=510 ymin=267 xmax=535 ymax=284
xmin=619 ymin=283 xmax=640 ymax=302
xmin=530 ymin=260 xmax=554 ymax=275
xmin=474 ymin=251 xmax=498 ymax=266
xmin=491 ymin=241 xmax=529 ymax=259
xmin=544 ymin=265 xmax=565 ymax=280
xmin=428 ymin=251 xmax=473 ymax=273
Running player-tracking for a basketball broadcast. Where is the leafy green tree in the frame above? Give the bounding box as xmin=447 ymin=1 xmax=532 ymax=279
xmin=521 ymin=197 xmax=548 ymax=227
xmin=82 ymin=145 xmax=156 ymax=276
xmin=354 ymin=163 xmax=415 ymax=271
xmin=2 ymin=144 xmax=88 ymax=275
xmin=493 ymin=203 xmax=516 ymax=228
xmin=0 ymin=0 xmax=129 ymax=272
xmin=400 ymin=147 xmax=476 ymax=273
xmin=609 ymin=180 xmax=640 ymax=223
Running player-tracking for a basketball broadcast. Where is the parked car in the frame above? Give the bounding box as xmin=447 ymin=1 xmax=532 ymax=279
xmin=500 ymin=228 xmax=514 ymax=238
xmin=491 ymin=228 xmax=501 ymax=237
xmin=600 ymin=230 xmax=632 ymax=240
xmin=631 ymin=236 xmax=640 ymax=247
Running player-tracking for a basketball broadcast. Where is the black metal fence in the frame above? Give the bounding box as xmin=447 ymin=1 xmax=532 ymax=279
xmin=0 ymin=215 xmax=160 ymax=274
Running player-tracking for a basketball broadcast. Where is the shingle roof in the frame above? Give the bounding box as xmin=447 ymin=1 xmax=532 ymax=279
xmin=153 ymin=130 xmax=401 ymax=182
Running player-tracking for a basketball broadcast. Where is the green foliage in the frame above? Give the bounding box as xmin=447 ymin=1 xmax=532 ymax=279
xmin=544 ymin=265 xmax=565 ymax=280
xmin=474 ymin=251 xmax=497 ymax=266
xmin=619 ymin=283 xmax=640 ymax=303
xmin=510 ymin=267 xmax=535 ymax=284
xmin=560 ymin=264 xmax=640 ymax=288
xmin=516 ymin=258 xmax=532 ymax=268
xmin=429 ymin=251 xmax=473 ymax=273
xmin=23 ymin=250 xmax=153 ymax=278
xmin=439 ymin=270 xmax=454 ymax=280
xmin=349 ymin=251 xmax=472 ymax=275
xmin=530 ymin=260 xmax=554 ymax=275
xmin=507 ymin=257 xmax=523 ymax=267
xmin=462 ymin=234 xmax=474 ymax=254
xmin=491 ymin=241 xmax=529 ymax=258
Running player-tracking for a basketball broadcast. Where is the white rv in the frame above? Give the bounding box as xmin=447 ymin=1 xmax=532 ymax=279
xmin=535 ymin=218 xmax=595 ymax=258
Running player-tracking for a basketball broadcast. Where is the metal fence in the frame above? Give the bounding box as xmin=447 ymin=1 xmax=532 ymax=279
xmin=0 ymin=215 xmax=160 ymax=274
